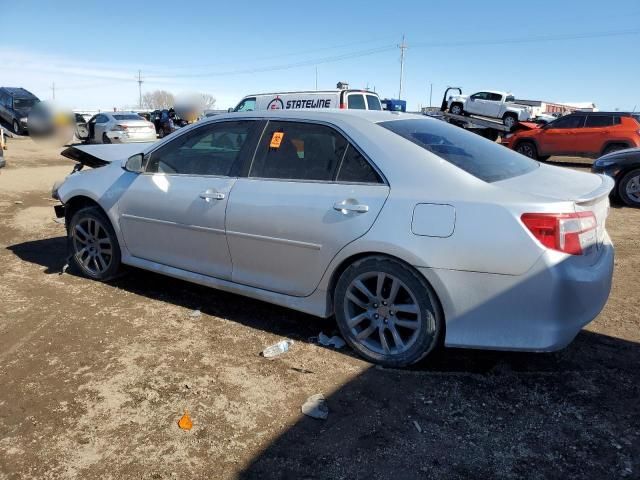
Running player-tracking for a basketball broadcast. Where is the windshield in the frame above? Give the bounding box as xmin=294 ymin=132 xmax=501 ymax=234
xmin=632 ymin=114 xmax=640 ymax=125
xmin=113 ymin=114 xmax=143 ymax=120
xmin=379 ymin=118 xmax=539 ymax=182
xmin=366 ymin=95 xmax=382 ymax=110
xmin=13 ymin=98 xmax=38 ymax=110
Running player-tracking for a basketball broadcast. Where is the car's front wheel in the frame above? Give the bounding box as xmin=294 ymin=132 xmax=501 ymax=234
xmin=12 ymin=119 xmax=21 ymax=135
xmin=334 ymin=256 xmax=442 ymax=367
xmin=68 ymin=206 xmax=122 ymax=280
xmin=515 ymin=141 xmax=538 ymax=159
xmin=619 ymin=168 xmax=640 ymax=208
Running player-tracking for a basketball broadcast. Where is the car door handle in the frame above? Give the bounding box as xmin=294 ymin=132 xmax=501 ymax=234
xmin=333 ymin=200 xmax=369 ymax=214
xmin=199 ymin=190 xmax=225 ymax=201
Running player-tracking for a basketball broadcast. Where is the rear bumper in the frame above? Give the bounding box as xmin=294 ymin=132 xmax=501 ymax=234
xmin=420 ymin=235 xmax=614 ymax=351
xmin=105 ymin=131 xmax=157 ymax=143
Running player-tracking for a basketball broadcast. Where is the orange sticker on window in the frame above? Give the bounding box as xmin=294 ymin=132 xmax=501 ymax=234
xmin=270 ymin=132 xmax=284 ymax=148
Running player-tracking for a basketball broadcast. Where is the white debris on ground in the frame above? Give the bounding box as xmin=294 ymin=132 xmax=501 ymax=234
xmin=301 ymin=393 xmax=329 ymax=420
xmin=317 ymin=332 xmax=346 ymax=349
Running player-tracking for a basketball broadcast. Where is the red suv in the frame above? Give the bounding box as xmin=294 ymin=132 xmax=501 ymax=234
xmin=503 ymin=112 xmax=640 ymax=160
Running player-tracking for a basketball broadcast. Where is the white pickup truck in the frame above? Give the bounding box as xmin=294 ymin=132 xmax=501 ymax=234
xmin=447 ymin=90 xmax=532 ymax=129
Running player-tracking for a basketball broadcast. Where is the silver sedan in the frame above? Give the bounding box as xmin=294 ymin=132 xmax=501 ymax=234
xmin=54 ymin=110 xmax=614 ymax=367
xmin=82 ymin=112 xmax=157 ymax=144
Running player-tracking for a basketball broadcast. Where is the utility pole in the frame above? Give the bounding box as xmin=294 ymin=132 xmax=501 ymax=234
xmin=398 ymin=34 xmax=408 ymax=100
xmin=137 ymin=70 xmax=144 ymax=109
xmin=51 ymin=82 xmax=56 ymax=101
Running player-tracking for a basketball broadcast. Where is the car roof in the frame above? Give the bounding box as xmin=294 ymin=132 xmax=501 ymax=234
xmin=209 ymin=109 xmax=421 ymax=125
xmin=241 ymin=90 xmax=379 ymax=98
xmin=0 ymin=87 xmax=38 ymax=98
xmin=567 ymin=111 xmax=636 ymax=116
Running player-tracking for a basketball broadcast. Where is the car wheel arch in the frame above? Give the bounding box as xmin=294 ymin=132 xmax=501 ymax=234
xmin=64 ymin=195 xmax=110 ymax=228
xmin=514 ymin=138 xmax=540 ymax=155
xmin=600 ymin=141 xmax=630 ymax=157
xmin=326 ymin=252 xmax=445 ymax=321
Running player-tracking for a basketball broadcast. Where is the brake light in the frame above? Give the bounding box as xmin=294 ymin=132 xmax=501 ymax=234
xmin=112 ymin=124 xmax=128 ymax=131
xmin=521 ymin=212 xmax=597 ymax=255
xmin=340 ymin=102 xmax=346 ymax=109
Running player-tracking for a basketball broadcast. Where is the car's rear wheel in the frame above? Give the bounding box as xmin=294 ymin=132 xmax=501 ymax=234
xmin=102 ymin=133 xmax=111 ymax=144
xmin=515 ymin=141 xmax=538 ymax=159
xmin=334 ymin=256 xmax=442 ymax=367
xmin=449 ymin=103 xmax=463 ymax=115
xmin=619 ymin=168 xmax=640 ymax=208
xmin=12 ymin=119 xmax=21 ymax=135
xmin=158 ymin=128 xmax=166 ymax=138
xmin=68 ymin=206 xmax=122 ymax=280
xmin=503 ymin=113 xmax=518 ymax=129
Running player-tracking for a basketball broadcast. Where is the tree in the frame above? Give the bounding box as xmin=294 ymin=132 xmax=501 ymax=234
xmin=199 ymin=93 xmax=216 ymax=110
xmin=141 ymin=90 xmax=175 ymax=110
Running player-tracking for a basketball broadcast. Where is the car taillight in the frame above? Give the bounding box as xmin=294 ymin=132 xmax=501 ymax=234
xmin=521 ymin=212 xmax=597 ymax=255
xmin=340 ymin=102 xmax=346 ymax=109
xmin=112 ymin=124 xmax=128 ymax=131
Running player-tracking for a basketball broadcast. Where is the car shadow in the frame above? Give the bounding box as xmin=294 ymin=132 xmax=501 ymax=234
xmin=7 ymin=236 xmax=640 ymax=478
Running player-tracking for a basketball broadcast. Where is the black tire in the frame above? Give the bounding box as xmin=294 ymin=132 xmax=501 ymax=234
xmin=334 ymin=256 xmax=443 ymax=367
xmin=502 ymin=113 xmax=518 ymax=129
xmin=449 ymin=103 xmax=464 ymax=116
xmin=618 ymin=168 xmax=640 ymax=208
xmin=12 ymin=119 xmax=21 ymax=135
xmin=68 ymin=206 xmax=122 ymax=281
xmin=102 ymin=132 xmax=111 ymax=144
xmin=538 ymin=155 xmax=550 ymax=162
xmin=602 ymin=144 xmax=628 ymax=156
xmin=515 ymin=140 xmax=538 ymax=159
xmin=158 ymin=128 xmax=165 ymax=138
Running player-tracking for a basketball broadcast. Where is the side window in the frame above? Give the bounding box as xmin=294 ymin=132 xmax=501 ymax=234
xmin=585 ymin=115 xmax=614 ymax=128
xmin=487 ymin=93 xmax=503 ymax=102
xmin=250 ymin=121 xmax=347 ymax=181
xmin=470 ymin=92 xmax=488 ymax=100
xmin=347 ymin=94 xmax=366 ymax=110
xmin=366 ymin=95 xmax=382 ymax=111
xmin=145 ymin=121 xmax=257 ymax=176
xmin=95 ymin=115 xmax=108 ymax=124
xmin=548 ymin=115 xmax=585 ymax=129
xmin=235 ymin=97 xmax=256 ymax=112
xmin=337 ymin=145 xmax=383 ymax=184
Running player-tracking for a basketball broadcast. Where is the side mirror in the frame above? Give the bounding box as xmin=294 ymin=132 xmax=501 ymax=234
xmin=123 ymin=153 xmax=144 ymax=173
xmin=227 ymin=107 xmax=234 ymax=113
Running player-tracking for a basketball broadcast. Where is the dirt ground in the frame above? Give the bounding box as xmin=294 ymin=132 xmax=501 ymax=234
xmin=0 ymin=137 xmax=638 ymax=480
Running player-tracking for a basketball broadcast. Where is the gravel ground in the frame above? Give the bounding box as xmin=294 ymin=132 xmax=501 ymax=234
xmin=0 ymin=138 xmax=638 ymax=479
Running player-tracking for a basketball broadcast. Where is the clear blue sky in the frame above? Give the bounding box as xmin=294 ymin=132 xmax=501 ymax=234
xmin=2 ymin=0 xmax=639 ymax=110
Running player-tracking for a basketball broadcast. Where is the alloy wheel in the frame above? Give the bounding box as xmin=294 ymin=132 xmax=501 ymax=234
xmin=72 ymin=217 xmax=113 ymax=276
xmin=343 ymin=271 xmax=424 ymax=356
xmin=625 ymin=173 xmax=640 ymax=203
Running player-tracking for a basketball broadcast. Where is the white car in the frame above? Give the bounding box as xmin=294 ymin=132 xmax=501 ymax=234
xmin=448 ymin=91 xmax=532 ymax=128
xmin=80 ymin=112 xmax=157 ymax=144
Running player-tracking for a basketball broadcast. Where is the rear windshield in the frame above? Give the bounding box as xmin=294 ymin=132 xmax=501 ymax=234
xmin=113 ymin=114 xmax=143 ymax=120
xmin=379 ymin=118 xmax=539 ymax=182
xmin=366 ymin=95 xmax=382 ymax=110
xmin=632 ymin=114 xmax=640 ymax=125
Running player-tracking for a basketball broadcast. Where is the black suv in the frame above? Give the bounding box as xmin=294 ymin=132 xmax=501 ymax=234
xmin=0 ymin=87 xmax=40 ymax=134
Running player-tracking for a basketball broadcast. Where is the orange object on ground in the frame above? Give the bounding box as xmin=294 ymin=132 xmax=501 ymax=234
xmin=178 ymin=410 xmax=193 ymax=430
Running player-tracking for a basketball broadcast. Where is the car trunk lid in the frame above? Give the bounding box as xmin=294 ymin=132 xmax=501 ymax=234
xmin=495 ymin=163 xmax=614 ymax=257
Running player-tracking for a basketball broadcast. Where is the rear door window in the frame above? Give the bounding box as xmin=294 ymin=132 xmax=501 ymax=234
xmin=379 ymin=118 xmax=538 ymax=182
xmin=585 ymin=115 xmax=614 ymax=127
xmin=337 ymin=145 xmax=383 ymax=184
xmin=487 ymin=93 xmax=503 ymax=102
xmin=365 ymin=95 xmax=382 ymax=111
xmin=347 ymin=94 xmax=366 ymax=110
xmin=250 ymin=121 xmax=348 ymax=181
